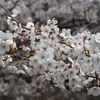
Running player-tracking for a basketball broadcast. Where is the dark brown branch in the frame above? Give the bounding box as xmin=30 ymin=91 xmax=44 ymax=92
xmin=11 ymin=0 xmax=20 ymax=10
xmin=85 ymin=75 xmax=97 ymax=79
xmin=6 ymin=51 xmax=29 ymax=60
xmin=84 ymin=74 xmax=100 ymax=81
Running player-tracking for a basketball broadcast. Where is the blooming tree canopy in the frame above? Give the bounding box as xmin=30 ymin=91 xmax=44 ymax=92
xmin=0 ymin=0 xmax=100 ymax=97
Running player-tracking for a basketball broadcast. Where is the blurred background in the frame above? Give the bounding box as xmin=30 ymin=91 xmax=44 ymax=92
xmin=0 ymin=0 xmax=100 ymax=100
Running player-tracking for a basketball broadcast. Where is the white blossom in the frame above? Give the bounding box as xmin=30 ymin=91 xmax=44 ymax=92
xmin=88 ymin=87 xmax=100 ymax=96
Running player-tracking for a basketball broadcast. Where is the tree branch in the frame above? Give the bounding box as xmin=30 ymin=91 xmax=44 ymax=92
xmin=0 ymin=4 xmax=15 ymax=21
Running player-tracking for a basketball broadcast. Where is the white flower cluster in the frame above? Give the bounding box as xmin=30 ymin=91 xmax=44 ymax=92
xmin=0 ymin=7 xmax=100 ymax=96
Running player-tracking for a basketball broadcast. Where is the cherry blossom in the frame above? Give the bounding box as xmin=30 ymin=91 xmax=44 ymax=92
xmin=0 ymin=3 xmax=100 ymax=96
xmin=88 ymin=87 xmax=100 ymax=96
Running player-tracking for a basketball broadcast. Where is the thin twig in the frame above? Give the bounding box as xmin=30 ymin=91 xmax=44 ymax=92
xmin=0 ymin=4 xmax=15 ymax=21
xmin=11 ymin=0 xmax=20 ymax=10
xmin=83 ymin=74 xmax=100 ymax=81
xmin=5 ymin=51 xmax=29 ymax=60
xmin=0 ymin=4 xmax=30 ymax=30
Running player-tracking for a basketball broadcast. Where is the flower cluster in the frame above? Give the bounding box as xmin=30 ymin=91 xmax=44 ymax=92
xmin=0 ymin=0 xmax=100 ymax=34
xmin=0 ymin=7 xmax=100 ymax=97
